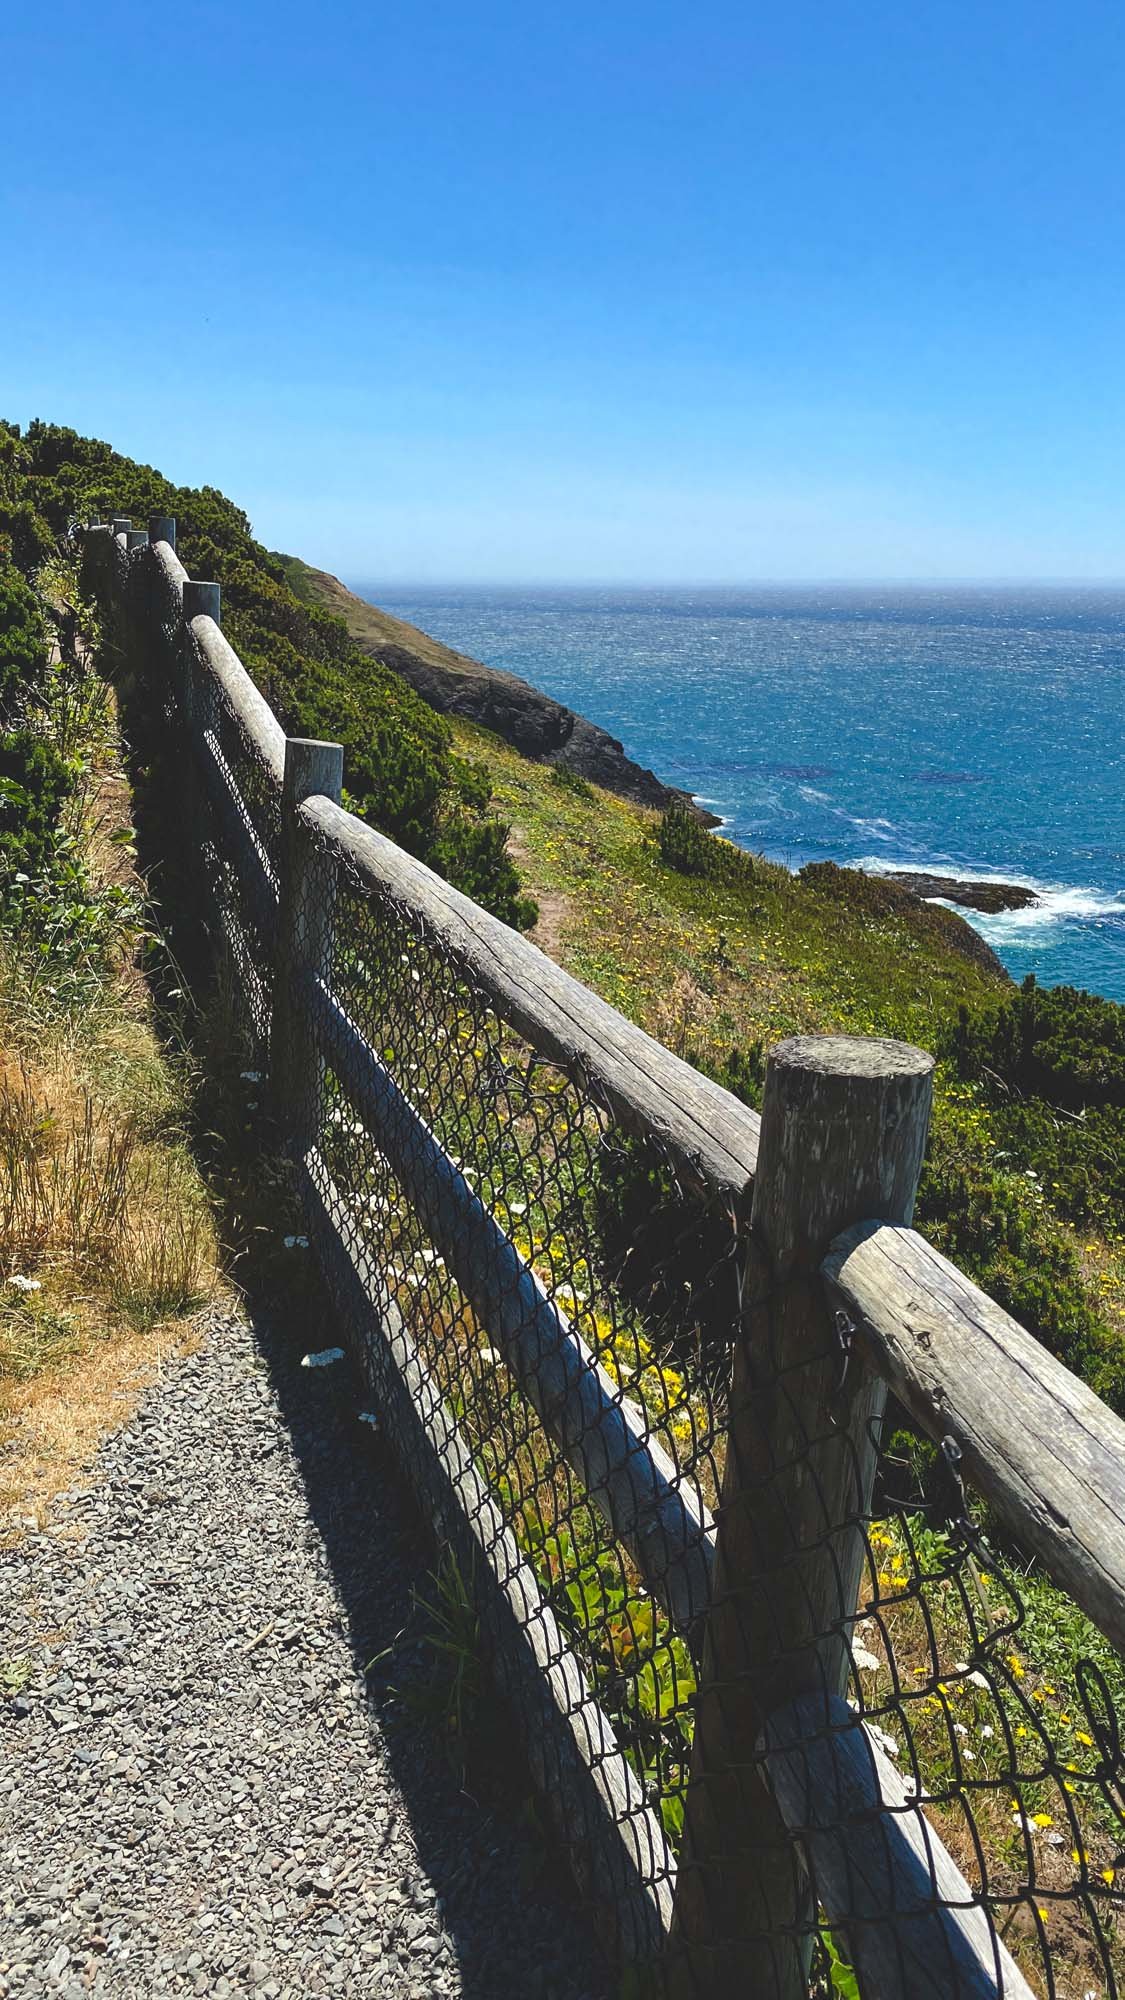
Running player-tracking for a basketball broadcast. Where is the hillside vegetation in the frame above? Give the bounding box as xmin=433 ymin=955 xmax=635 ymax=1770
xmin=0 ymin=439 xmax=218 ymax=1521
xmin=1 ymin=421 xmax=537 ymax=930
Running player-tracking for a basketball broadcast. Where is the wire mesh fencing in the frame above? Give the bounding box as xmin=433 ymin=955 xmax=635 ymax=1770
xmin=91 ymin=522 xmax=1125 ymax=2000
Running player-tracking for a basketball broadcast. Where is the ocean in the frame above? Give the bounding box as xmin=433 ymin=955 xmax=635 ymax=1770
xmin=361 ymin=585 xmax=1125 ymax=1005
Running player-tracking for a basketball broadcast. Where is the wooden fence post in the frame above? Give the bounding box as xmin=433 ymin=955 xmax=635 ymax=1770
xmin=271 ymin=738 xmax=344 ymax=1156
xmin=182 ymin=580 xmax=220 ymax=625
xmin=671 ymin=1034 xmax=933 ymax=1997
xmin=125 ymin=529 xmax=147 ymax=551
xmin=181 ymin=582 xmax=221 ymax=733
xmin=148 ymin=514 xmax=177 ymax=549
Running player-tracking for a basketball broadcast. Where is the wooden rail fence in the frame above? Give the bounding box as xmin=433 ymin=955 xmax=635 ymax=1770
xmin=82 ymin=517 xmax=1125 ymax=2000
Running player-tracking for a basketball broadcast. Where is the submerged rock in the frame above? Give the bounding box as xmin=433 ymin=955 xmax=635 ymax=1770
xmin=880 ymin=873 xmax=1039 ymax=915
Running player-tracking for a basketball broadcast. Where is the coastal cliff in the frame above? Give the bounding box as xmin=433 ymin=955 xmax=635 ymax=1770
xmin=277 ymin=557 xmax=716 ymax=822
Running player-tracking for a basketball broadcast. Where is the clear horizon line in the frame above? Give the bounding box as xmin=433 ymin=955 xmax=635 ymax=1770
xmin=344 ymin=573 xmax=1125 ymax=593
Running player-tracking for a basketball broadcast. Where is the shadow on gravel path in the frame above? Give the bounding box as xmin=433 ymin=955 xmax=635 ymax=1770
xmin=247 ymin=1279 xmax=613 ymax=2000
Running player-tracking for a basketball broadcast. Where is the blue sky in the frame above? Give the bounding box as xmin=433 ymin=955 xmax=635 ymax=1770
xmin=4 ymin=0 xmax=1124 ymax=582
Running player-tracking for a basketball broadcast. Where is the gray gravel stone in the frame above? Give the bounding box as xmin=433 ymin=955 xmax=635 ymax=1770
xmin=0 ymin=1312 xmax=609 ymax=1997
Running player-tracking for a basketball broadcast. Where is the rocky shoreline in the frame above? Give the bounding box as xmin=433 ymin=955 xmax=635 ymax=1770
xmin=877 ymin=872 xmax=1039 ymax=915
xmin=283 ymin=559 xmax=717 ymax=822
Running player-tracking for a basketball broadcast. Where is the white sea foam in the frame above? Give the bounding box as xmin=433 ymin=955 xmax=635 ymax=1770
xmin=840 ymin=816 xmax=899 ymax=844
xmin=969 ymin=886 xmax=1125 ymax=940
xmin=852 ymin=856 xmax=1125 ymax=938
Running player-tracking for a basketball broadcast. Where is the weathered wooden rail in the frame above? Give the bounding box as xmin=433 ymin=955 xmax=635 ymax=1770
xmin=85 ymin=517 xmax=1125 ymax=2000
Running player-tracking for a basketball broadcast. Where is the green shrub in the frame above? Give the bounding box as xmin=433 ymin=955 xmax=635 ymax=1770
xmin=657 ymin=805 xmax=756 ymax=887
xmin=657 ymin=805 xmax=719 ymax=876
xmin=951 ymin=975 xmax=1125 ymax=1111
xmin=548 ymin=763 xmax=594 ymax=800
xmin=433 ymin=813 xmax=539 ymax=931
xmin=0 ymin=561 xmax=50 ymax=724
xmin=0 ymin=730 xmax=74 ymax=887
xmin=915 ymin=1092 xmax=1125 ymax=1411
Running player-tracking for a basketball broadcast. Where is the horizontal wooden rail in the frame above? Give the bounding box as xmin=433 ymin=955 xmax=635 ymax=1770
xmin=758 ymin=1693 xmax=1033 ymax=1999
xmin=298 ymin=1149 xmax=675 ymax=1960
xmin=151 ymin=537 xmax=189 ymax=594
xmin=310 ymin=974 xmax=716 ymax=1632
xmin=186 ymin=614 xmax=287 ymax=785
xmin=298 ymin=794 xmax=761 ymax=1203
xmin=823 ymin=1221 xmax=1125 ymax=1657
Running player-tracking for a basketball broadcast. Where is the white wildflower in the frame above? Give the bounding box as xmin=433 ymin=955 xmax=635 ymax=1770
xmin=851 ymin=1645 xmax=882 ymax=1674
xmin=8 ymin=1275 xmax=42 ymax=1292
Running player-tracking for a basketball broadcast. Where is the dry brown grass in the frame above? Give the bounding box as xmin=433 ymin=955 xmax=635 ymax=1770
xmin=0 ymin=1316 xmax=206 ymax=1535
xmin=0 ymin=634 xmax=222 ymax=1530
xmin=0 ymin=1049 xmax=220 ymax=1521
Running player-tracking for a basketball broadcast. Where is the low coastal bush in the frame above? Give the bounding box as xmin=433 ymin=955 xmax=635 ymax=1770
xmin=947 ymin=977 xmax=1125 ymax=1230
xmin=656 ymin=803 xmax=755 ymax=884
xmin=548 ymin=763 xmax=594 ymax=799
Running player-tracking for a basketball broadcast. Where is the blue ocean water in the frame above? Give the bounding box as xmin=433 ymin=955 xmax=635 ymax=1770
xmin=362 ymin=586 xmax=1125 ymax=1003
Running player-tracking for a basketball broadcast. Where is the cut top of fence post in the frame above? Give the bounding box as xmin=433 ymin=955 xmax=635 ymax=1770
xmin=282 ymin=737 xmax=344 ymax=809
xmin=148 ymin=515 xmax=177 ymax=549
xmin=125 ymin=529 xmax=148 ymax=551
xmin=751 ymin=1033 xmax=933 ymax=1272
xmin=111 ymin=515 xmax=132 ymax=535
xmin=183 ymin=580 xmax=221 ymax=625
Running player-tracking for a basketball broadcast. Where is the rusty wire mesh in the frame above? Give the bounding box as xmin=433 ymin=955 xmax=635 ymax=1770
xmin=103 ymin=530 xmax=1125 ymax=1999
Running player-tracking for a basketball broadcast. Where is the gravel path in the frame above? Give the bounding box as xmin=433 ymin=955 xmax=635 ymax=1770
xmin=0 ymin=1309 xmax=610 ymax=2000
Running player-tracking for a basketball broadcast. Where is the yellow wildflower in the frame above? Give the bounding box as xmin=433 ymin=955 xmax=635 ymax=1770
xmin=1031 ymin=1813 xmax=1053 ymax=1829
